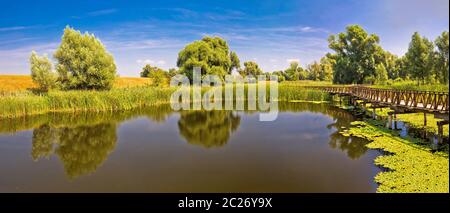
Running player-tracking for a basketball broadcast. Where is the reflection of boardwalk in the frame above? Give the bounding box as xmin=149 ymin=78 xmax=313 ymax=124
xmin=314 ymin=86 xmax=449 ymax=117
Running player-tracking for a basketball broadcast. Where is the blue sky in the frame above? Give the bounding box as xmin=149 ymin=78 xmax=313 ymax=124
xmin=0 ymin=0 xmax=448 ymax=76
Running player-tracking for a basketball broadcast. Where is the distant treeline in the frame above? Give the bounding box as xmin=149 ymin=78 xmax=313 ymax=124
xmin=29 ymin=25 xmax=448 ymax=93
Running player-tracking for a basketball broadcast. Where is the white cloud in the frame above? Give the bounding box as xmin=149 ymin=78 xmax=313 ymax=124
xmin=157 ymin=60 xmax=166 ymax=65
xmin=269 ymin=59 xmax=278 ymax=63
xmin=137 ymin=59 xmax=154 ymax=64
xmin=286 ymin=59 xmax=300 ymax=64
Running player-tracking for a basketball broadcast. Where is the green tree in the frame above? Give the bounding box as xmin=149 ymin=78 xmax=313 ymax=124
xmin=285 ymin=61 xmax=307 ymax=80
xmin=177 ymin=36 xmax=233 ymax=81
xmin=54 ymin=26 xmax=117 ymax=90
xmin=307 ymin=61 xmax=321 ymax=81
xmin=328 ymin=25 xmax=382 ymax=84
xmin=319 ymin=56 xmax=333 ymax=81
xmin=435 ymin=31 xmax=449 ymax=84
xmin=375 ymin=63 xmax=388 ymax=85
xmin=140 ymin=64 xmax=169 ymax=86
xmin=30 ymin=51 xmax=57 ymax=91
xmin=379 ymin=51 xmax=399 ymax=80
xmin=405 ymin=32 xmax=435 ymax=85
xmin=168 ymin=68 xmax=179 ymax=77
xmin=239 ymin=61 xmax=263 ymax=78
xmin=230 ymin=51 xmax=241 ymax=72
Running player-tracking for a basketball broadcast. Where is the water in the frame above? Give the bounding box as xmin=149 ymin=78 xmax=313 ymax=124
xmin=0 ymin=102 xmax=381 ymax=192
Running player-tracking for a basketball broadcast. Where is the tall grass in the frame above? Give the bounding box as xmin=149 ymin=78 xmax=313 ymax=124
xmin=0 ymin=87 xmax=175 ymax=118
xmin=370 ymin=80 xmax=449 ymax=92
xmin=0 ymin=82 xmax=332 ymax=118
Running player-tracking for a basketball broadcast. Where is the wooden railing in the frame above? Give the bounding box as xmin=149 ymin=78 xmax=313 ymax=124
xmin=312 ymin=86 xmax=449 ymax=113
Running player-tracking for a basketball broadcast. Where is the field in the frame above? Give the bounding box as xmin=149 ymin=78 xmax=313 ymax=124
xmin=0 ymin=75 xmax=152 ymax=95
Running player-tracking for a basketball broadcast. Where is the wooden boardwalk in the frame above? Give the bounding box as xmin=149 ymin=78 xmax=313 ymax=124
xmin=313 ymin=86 xmax=449 ymax=116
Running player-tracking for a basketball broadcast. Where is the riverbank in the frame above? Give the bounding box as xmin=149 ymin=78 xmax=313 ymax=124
xmin=0 ymin=83 xmax=331 ymax=118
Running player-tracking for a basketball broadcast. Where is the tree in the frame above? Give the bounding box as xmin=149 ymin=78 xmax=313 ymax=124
xmin=54 ymin=26 xmax=116 ymax=90
xmin=168 ymin=68 xmax=179 ymax=78
xmin=230 ymin=51 xmax=241 ymax=72
xmin=30 ymin=51 xmax=57 ymax=91
xmin=379 ymin=51 xmax=399 ymax=80
xmin=405 ymin=32 xmax=435 ymax=85
xmin=284 ymin=61 xmax=307 ymax=80
xmin=435 ymin=31 xmax=449 ymax=84
xmin=140 ymin=64 xmax=168 ymax=86
xmin=319 ymin=56 xmax=333 ymax=81
xmin=307 ymin=61 xmax=321 ymax=81
xmin=239 ymin=61 xmax=263 ymax=78
xmin=374 ymin=64 xmax=388 ymax=85
xmin=177 ymin=36 xmax=234 ymax=81
xmin=328 ymin=25 xmax=382 ymax=84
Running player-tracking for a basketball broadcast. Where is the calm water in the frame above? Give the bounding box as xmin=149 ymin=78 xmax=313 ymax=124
xmin=0 ymin=102 xmax=381 ymax=192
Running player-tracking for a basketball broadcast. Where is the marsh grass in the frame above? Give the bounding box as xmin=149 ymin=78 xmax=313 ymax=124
xmin=0 ymin=82 xmax=332 ymax=118
xmin=370 ymin=80 xmax=449 ymax=92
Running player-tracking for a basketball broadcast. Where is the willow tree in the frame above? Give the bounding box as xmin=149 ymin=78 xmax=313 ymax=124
xmin=177 ymin=36 xmax=239 ymax=81
xmin=54 ymin=26 xmax=117 ymax=90
xmin=328 ymin=25 xmax=382 ymax=84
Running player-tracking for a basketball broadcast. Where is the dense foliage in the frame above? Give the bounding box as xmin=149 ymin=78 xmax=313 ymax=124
xmin=54 ymin=27 xmax=117 ymax=90
xmin=177 ymin=36 xmax=239 ymax=81
xmin=325 ymin=25 xmax=449 ymax=85
xmin=239 ymin=61 xmax=263 ymax=77
xmin=30 ymin=51 xmax=57 ymax=91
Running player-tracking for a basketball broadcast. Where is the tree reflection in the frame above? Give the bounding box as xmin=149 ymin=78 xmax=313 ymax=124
xmin=178 ymin=111 xmax=241 ymax=148
xmin=326 ymin=117 xmax=369 ymax=159
xmin=31 ymin=122 xmax=117 ymax=179
xmin=31 ymin=124 xmax=55 ymax=160
xmin=280 ymin=102 xmax=369 ymax=159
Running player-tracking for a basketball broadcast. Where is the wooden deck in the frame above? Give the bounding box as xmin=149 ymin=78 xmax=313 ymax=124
xmin=312 ymin=86 xmax=449 ymax=116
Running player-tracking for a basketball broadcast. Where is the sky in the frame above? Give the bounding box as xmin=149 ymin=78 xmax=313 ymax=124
xmin=0 ymin=0 xmax=448 ymax=76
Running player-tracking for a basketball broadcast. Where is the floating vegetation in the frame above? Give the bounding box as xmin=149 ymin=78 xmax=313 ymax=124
xmin=342 ymin=120 xmax=449 ymax=193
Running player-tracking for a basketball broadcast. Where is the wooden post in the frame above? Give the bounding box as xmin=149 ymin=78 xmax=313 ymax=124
xmin=423 ymin=112 xmax=427 ymax=127
xmin=387 ymin=113 xmax=393 ymax=129
xmin=372 ymin=108 xmax=376 ymax=119
xmin=394 ymin=112 xmax=398 ymax=130
xmin=438 ymin=121 xmax=443 ymax=144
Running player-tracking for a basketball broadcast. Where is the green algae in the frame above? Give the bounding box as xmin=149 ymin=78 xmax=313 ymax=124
xmin=342 ymin=120 xmax=449 ymax=193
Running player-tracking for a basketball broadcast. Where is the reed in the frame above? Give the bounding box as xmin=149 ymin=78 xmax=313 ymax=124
xmin=0 ymin=81 xmax=332 ymax=118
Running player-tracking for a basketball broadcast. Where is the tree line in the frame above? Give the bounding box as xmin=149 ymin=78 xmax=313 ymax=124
xmin=30 ymin=25 xmax=448 ymax=92
xmin=141 ymin=24 xmax=448 ymax=85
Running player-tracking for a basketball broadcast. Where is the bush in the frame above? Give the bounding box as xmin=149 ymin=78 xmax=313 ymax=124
xmin=54 ymin=26 xmax=117 ymax=90
xmin=30 ymin=51 xmax=57 ymax=91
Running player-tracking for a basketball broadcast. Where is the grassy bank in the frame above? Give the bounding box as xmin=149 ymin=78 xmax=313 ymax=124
xmin=0 ymin=82 xmax=331 ymax=118
xmin=0 ymin=87 xmax=175 ymax=118
xmin=342 ymin=120 xmax=449 ymax=193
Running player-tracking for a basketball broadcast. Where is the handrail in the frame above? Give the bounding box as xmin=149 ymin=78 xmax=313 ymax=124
xmin=309 ymin=86 xmax=449 ymax=112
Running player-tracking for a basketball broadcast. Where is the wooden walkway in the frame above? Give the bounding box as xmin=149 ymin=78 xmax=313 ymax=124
xmin=312 ymin=86 xmax=449 ymax=116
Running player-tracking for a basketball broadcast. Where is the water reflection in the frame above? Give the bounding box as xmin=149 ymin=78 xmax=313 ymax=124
xmin=178 ymin=111 xmax=240 ymax=148
xmin=32 ymin=123 xmax=117 ymax=179
xmin=2 ymin=102 xmax=372 ymax=179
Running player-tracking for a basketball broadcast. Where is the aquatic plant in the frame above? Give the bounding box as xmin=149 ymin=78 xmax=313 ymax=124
xmin=343 ymin=120 xmax=449 ymax=193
